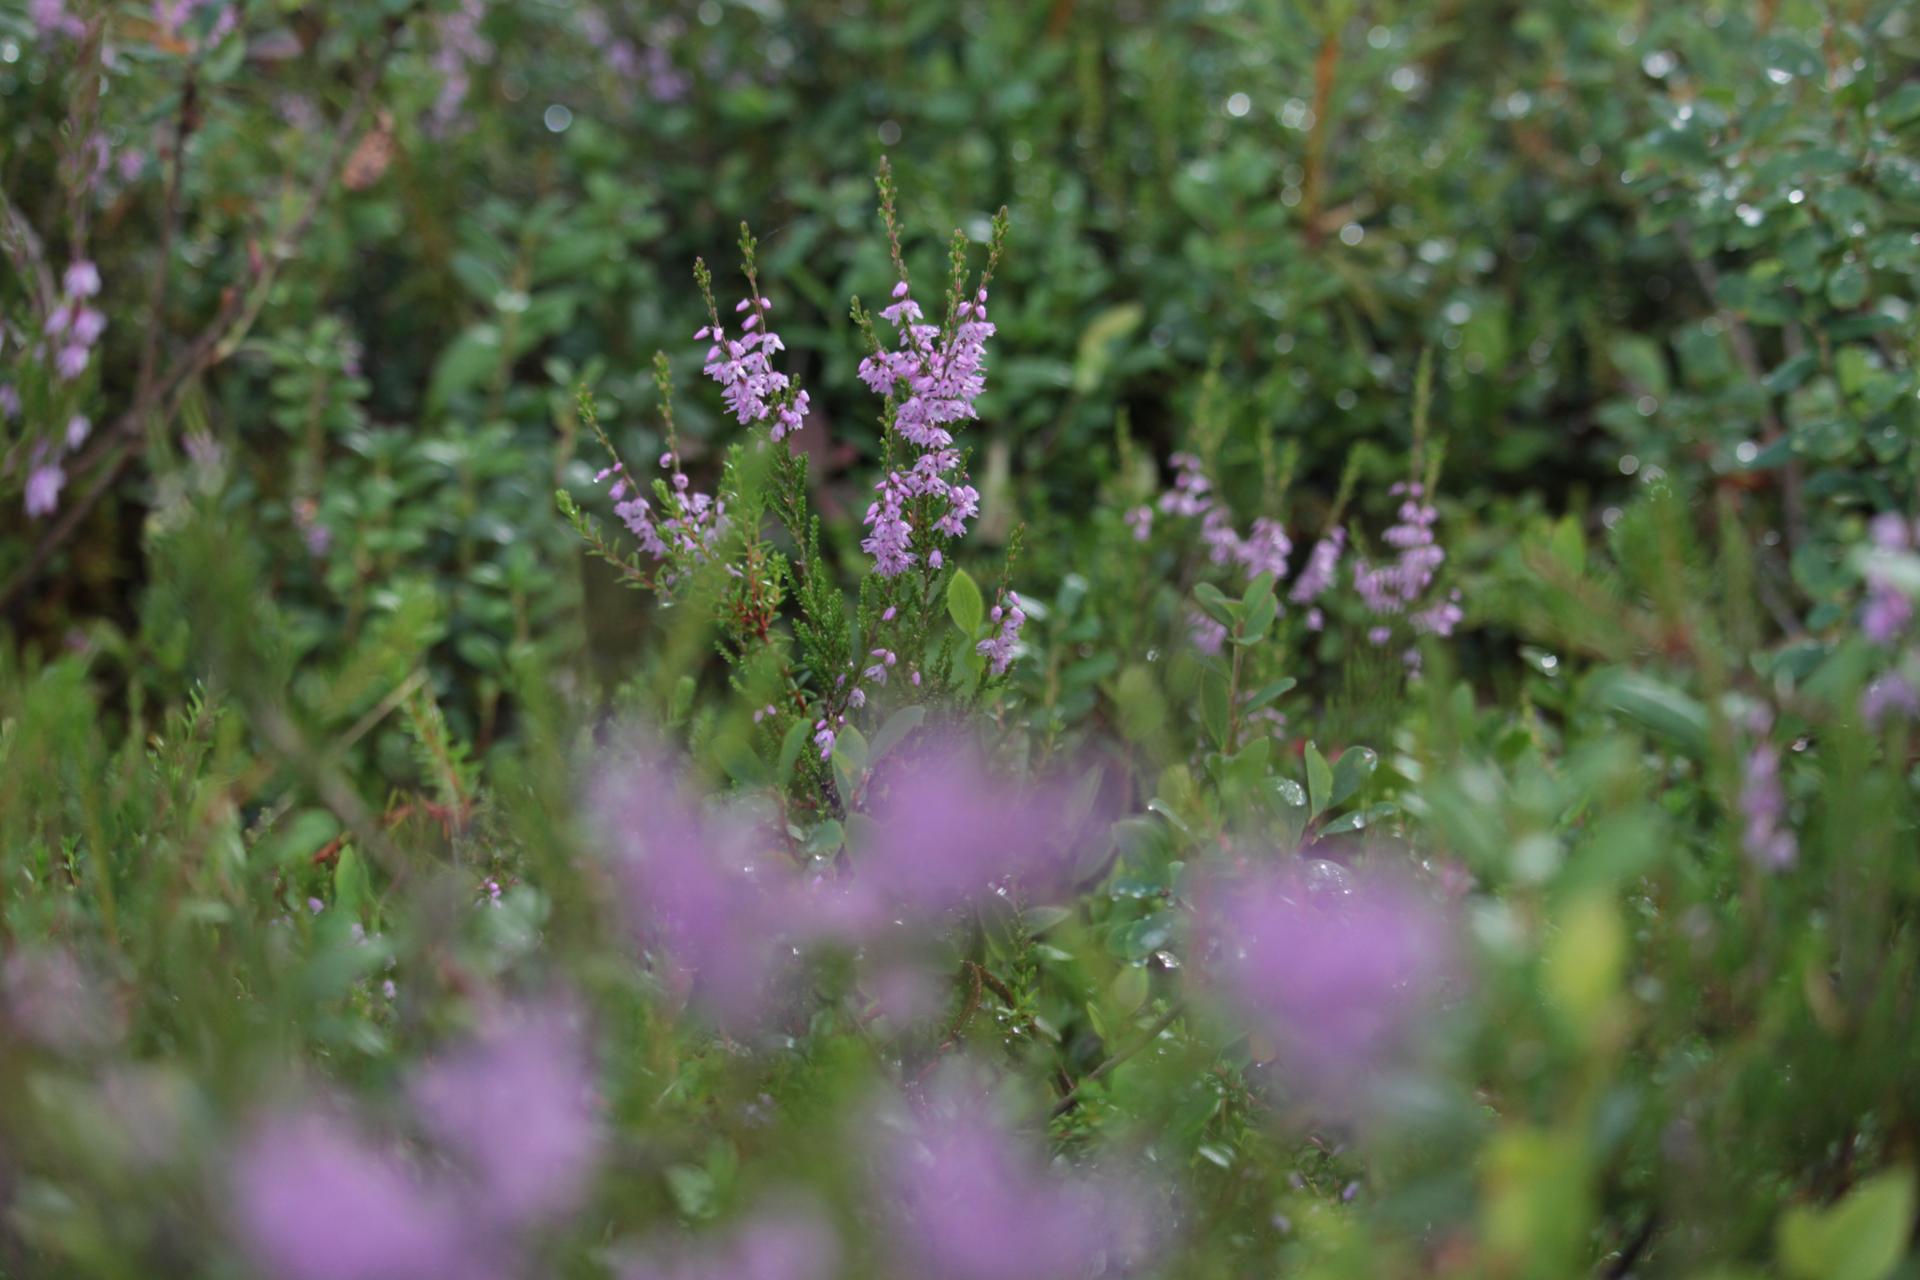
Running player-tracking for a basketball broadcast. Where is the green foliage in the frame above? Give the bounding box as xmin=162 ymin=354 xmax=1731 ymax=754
xmin=3 ymin=1 xmax=1920 ymax=1277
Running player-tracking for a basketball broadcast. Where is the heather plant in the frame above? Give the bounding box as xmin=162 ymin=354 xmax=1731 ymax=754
xmin=5 ymin=3 xmax=1920 ymax=1280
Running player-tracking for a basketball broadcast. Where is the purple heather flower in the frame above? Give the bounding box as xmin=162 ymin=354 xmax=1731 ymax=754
xmin=861 ymin=472 xmax=915 ymax=576
xmin=622 ymin=1205 xmax=840 ymax=1280
xmin=408 ymin=1002 xmax=602 ymax=1226
xmin=857 ymin=280 xmax=996 ymax=573
xmin=1236 ymin=517 xmax=1292 ymax=581
xmin=229 ymin=1107 xmax=477 ymax=1280
xmin=1739 ymin=721 xmax=1796 ymax=871
xmin=1157 ymin=452 xmax=1213 ymax=518
xmin=0 ymin=384 xmax=18 ymax=419
xmin=56 ymin=342 xmax=90 ymax=380
xmin=1193 ymin=860 xmax=1457 ymax=1108
xmin=1411 ymin=589 xmax=1464 ymax=637
xmin=1860 ymin=518 xmax=1916 ymax=646
xmin=30 ymin=0 xmax=84 ymax=38
xmin=877 ymin=1071 xmax=1159 ymax=1280
xmin=1862 ymin=673 xmax=1920 ymax=728
xmin=700 ymin=293 xmax=806 ymax=440
xmin=976 ymin=590 xmax=1026 ymax=675
xmin=1125 ymin=504 xmax=1153 ymax=541
xmin=71 ymin=307 xmax=106 ymax=345
xmin=25 ymin=459 xmax=64 ymax=518
xmin=1188 ymin=608 xmax=1227 ymax=656
xmin=63 ymin=260 xmax=101 ymax=298
xmin=428 ymin=0 xmax=492 ymax=134
xmin=66 ymin=413 xmax=91 ymax=448
xmin=1289 ymin=529 xmax=1345 ymax=614
xmin=2 ymin=946 xmax=122 ymax=1054
xmin=835 ymin=735 xmax=1107 ymax=929
xmin=588 ymin=739 xmax=794 ymax=1028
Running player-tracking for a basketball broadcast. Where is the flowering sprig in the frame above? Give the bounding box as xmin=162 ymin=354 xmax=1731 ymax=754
xmin=852 ymin=160 xmax=1006 ymax=581
xmin=695 ymin=225 xmax=809 ymax=443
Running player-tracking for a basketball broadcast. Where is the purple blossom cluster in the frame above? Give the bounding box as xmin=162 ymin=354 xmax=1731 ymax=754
xmin=1193 ymin=858 xmax=1457 ymax=1110
xmin=588 ymin=737 xmax=794 ymax=1029
xmin=430 ymin=0 xmax=493 ymax=134
xmin=1289 ymin=527 xmax=1345 ymax=630
xmin=7 ymin=258 xmax=104 ymax=517
xmin=2 ymin=944 xmax=123 ymax=1055
xmin=1738 ymin=708 xmax=1797 ymax=872
xmin=875 ymin=1072 xmax=1160 ymax=1280
xmin=1154 ymin=453 xmax=1294 ymax=584
xmin=230 ymin=1002 xmax=602 ymax=1280
xmin=1856 ymin=514 xmax=1920 ymax=727
xmin=48 ymin=259 xmax=107 ymax=385
xmin=977 ymin=589 xmax=1026 ymax=675
xmin=576 ymin=9 xmax=691 ymax=104
xmin=623 ymin=1206 xmax=839 ymax=1280
xmin=1862 ymin=514 xmax=1916 ymax=647
xmin=29 ymin=0 xmax=85 ymax=39
xmin=858 ymin=280 xmax=994 ymax=577
xmin=1354 ymin=482 xmax=1458 ymax=648
xmin=597 ymin=452 xmax=727 ymax=569
xmin=699 ymin=295 xmax=808 ymax=441
xmin=1142 ymin=451 xmax=1465 ymax=663
xmin=152 ymin=0 xmax=237 ymax=49
xmin=587 ymin=733 xmax=1107 ymax=1029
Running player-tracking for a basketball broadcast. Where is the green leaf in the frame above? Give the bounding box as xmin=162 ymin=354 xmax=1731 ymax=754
xmin=947 ymin=568 xmax=985 ymax=636
xmin=1320 ymin=803 xmax=1395 ymax=836
xmin=333 ymin=845 xmax=371 ymax=921
xmin=1589 ymin=669 xmax=1709 ymax=758
xmin=1329 ymin=746 xmax=1378 ymax=807
xmin=1609 ymin=334 xmax=1670 ymax=399
xmin=869 ymin=705 xmax=927 ymax=762
xmin=1242 ymin=677 xmax=1297 ymax=713
xmin=1885 ymin=82 xmax=1920 ymax=127
xmin=261 ymin=809 xmax=341 ymax=865
xmin=776 ymin=719 xmax=810 ymax=785
xmin=1072 ymin=303 xmax=1145 ymax=394
xmin=1194 ymin=582 xmax=1236 ymax=627
xmin=1200 ymin=668 xmax=1231 ymax=748
xmin=1777 ymin=1168 xmax=1915 ymax=1280
xmin=1236 ymin=586 xmax=1278 ymax=644
xmin=1826 ymin=259 xmax=1868 ymax=310
xmin=1305 ymin=741 xmax=1333 ymax=819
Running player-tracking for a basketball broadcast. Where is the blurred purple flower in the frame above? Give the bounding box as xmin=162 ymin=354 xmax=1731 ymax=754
xmin=408 ymin=1002 xmax=603 ymax=1226
xmin=1739 ymin=734 xmax=1796 ymax=872
xmin=589 ymin=739 xmax=795 ymax=1028
xmin=230 ymin=1108 xmax=478 ymax=1280
xmin=63 ymin=260 xmax=100 ymax=298
xmin=2 ymin=945 xmax=122 ymax=1054
xmin=1862 ymin=673 xmax=1920 ymax=728
xmin=1289 ymin=528 xmax=1345 ymax=624
xmin=878 ymin=1073 xmax=1159 ymax=1280
xmin=1861 ymin=515 xmax=1915 ymax=645
xmin=1194 ymin=859 xmax=1457 ymax=1106
xmin=1187 ymin=608 xmax=1227 ymax=655
xmin=25 ymin=458 xmax=65 ymax=519
xmin=1353 ymin=483 xmax=1447 ymax=650
xmin=30 ymin=0 xmax=84 ymax=38
xmin=840 ymin=736 xmax=1107 ymax=928
xmin=623 ymin=1205 xmax=839 ymax=1280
